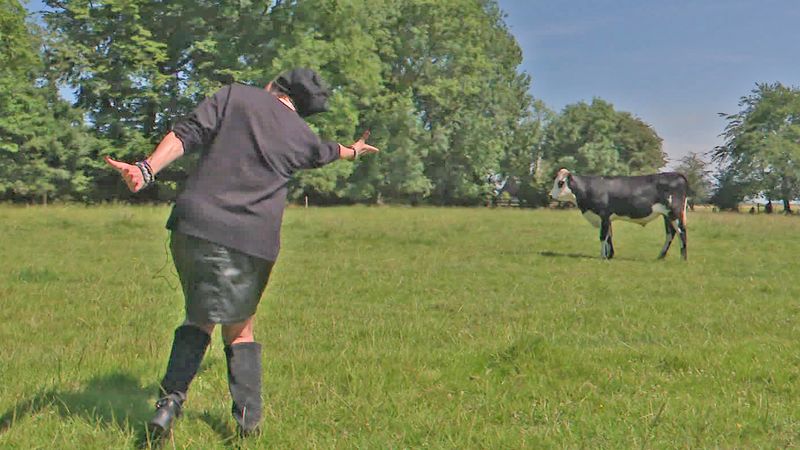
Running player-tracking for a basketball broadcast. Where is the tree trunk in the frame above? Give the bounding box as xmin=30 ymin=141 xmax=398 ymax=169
xmin=781 ymin=176 xmax=792 ymax=214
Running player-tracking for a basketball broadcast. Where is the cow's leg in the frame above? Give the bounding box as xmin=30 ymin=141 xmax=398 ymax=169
xmin=657 ymin=215 xmax=676 ymax=259
xmin=671 ymin=196 xmax=688 ymax=261
xmin=600 ymin=217 xmax=614 ymax=259
xmin=677 ymin=215 xmax=687 ymax=260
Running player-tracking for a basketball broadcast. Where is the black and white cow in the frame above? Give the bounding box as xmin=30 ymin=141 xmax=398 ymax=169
xmin=550 ymin=168 xmax=688 ymax=260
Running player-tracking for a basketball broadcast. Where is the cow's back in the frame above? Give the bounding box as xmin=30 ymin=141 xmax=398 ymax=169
xmin=577 ymin=173 xmax=687 ymax=218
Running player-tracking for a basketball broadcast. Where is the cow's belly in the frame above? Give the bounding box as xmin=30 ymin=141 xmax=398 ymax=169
xmin=612 ymin=203 xmax=670 ymax=226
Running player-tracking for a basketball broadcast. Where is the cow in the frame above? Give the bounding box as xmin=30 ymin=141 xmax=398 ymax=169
xmin=550 ymin=168 xmax=688 ymax=260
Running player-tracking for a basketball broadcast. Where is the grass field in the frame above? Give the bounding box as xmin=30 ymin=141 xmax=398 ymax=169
xmin=1 ymin=205 xmax=800 ymax=449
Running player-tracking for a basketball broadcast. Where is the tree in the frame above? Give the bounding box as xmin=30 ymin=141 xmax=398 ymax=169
xmin=497 ymin=99 xmax=553 ymax=206
xmin=674 ymin=152 xmax=712 ymax=208
xmin=710 ymin=168 xmax=749 ymax=211
xmin=41 ymin=0 xmax=386 ymax=202
xmin=418 ymin=0 xmax=536 ymax=205
xmin=1 ymin=0 xmax=36 ymax=71
xmin=713 ymin=82 xmax=800 ymax=212
xmin=0 ymin=0 xmax=100 ymax=203
xmin=42 ymin=0 xmax=193 ymax=200
xmin=348 ymin=0 xmax=537 ymax=204
xmin=40 ymin=0 xmax=540 ymax=205
xmin=542 ymin=98 xmax=666 ymax=176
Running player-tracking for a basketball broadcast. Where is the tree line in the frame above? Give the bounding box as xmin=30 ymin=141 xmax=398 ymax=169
xmin=1 ymin=0 xmax=797 ymax=208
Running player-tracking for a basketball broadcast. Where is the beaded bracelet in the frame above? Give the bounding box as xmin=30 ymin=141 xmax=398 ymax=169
xmin=135 ymin=160 xmax=156 ymax=188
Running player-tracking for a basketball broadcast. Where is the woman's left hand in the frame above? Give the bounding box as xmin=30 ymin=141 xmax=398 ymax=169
xmin=350 ymin=130 xmax=380 ymax=158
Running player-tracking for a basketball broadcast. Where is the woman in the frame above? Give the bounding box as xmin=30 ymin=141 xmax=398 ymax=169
xmin=106 ymin=68 xmax=379 ymax=436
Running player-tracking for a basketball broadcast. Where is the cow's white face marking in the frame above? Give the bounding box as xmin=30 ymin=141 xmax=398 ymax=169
xmin=550 ymin=169 xmax=576 ymax=203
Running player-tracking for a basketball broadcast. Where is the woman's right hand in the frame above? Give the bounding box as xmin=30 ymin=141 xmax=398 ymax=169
xmin=105 ymin=156 xmax=146 ymax=192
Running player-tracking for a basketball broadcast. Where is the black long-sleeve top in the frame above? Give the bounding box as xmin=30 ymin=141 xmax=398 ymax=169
xmin=167 ymin=83 xmax=341 ymax=261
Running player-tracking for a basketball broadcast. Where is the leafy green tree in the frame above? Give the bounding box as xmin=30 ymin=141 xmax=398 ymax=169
xmin=273 ymin=0 xmax=533 ymax=204
xmin=674 ymin=152 xmax=712 ymax=207
xmin=39 ymin=0 xmax=540 ymax=205
xmin=498 ymin=99 xmax=553 ymax=206
xmin=378 ymin=0 xmax=535 ymax=204
xmin=542 ymin=98 xmax=666 ymax=176
xmin=1 ymin=0 xmax=35 ymax=70
xmin=0 ymin=0 xmax=100 ymax=203
xmin=710 ymin=168 xmax=749 ymax=211
xmin=42 ymin=0 xmax=179 ymax=200
xmin=265 ymin=0 xmax=386 ymax=203
xmin=42 ymin=0 xmax=381 ymax=201
xmin=713 ymin=82 xmax=800 ymax=212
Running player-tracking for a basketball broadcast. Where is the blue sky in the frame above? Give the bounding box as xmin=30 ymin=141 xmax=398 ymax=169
xmin=496 ymin=0 xmax=800 ymax=167
xmin=26 ymin=0 xmax=799 ymax=167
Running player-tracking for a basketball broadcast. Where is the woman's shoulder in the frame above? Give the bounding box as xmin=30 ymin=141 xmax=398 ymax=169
xmin=228 ymin=83 xmax=270 ymax=98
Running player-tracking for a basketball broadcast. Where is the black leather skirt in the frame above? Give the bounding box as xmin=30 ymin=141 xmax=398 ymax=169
xmin=170 ymin=232 xmax=274 ymax=324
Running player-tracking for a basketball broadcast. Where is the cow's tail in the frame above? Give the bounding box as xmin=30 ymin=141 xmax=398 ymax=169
xmin=678 ymin=173 xmax=689 ymax=226
xmin=682 ymin=195 xmax=688 ymax=225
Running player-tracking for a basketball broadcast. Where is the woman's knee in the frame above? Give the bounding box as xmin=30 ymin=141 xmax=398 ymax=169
xmin=222 ymin=317 xmax=254 ymax=345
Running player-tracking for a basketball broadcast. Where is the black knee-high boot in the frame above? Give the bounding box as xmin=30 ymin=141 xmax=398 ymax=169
xmin=225 ymin=342 xmax=262 ymax=434
xmin=149 ymin=325 xmax=211 ymax=433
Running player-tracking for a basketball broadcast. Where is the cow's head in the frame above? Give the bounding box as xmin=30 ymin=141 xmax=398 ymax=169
xmin=550 ymin=168 xmax=576 ymax=203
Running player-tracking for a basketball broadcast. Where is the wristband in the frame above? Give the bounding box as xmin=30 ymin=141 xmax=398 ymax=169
xmin=135 ymin=160 xmax=156 ymax=188
xmin=348 ymin=145 xmax=358 ymax=161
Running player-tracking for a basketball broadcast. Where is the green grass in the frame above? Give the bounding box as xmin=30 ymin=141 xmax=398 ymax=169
xmin=1 ymin=205 xmax=800 ymax=449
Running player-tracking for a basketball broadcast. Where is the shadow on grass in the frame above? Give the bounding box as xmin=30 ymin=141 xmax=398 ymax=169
xmin=538 ymin=250 xmax=639 ymax=262
xmin=538 ymin=250 xmax=597 ymax=260
xmin=0 ymin=369 xmax=252 ymax=449
xmin=197 ymin=410 xmax=242 ymax=447
xmin=0 ymin=372 xmax=158 ymax=446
